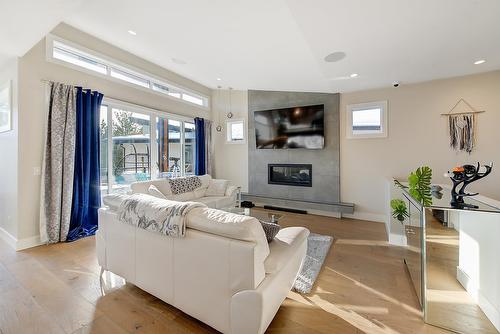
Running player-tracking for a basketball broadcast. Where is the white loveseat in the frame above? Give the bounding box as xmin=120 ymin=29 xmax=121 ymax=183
xmin=97 ymin=197 xmax=309 ymax=334
xmin=130 ymin=174 xmax=238 ymax=209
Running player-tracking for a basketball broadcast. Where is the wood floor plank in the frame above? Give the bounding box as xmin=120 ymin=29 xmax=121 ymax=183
xmin=5 ymin=258 xmax=102 ymax=333
xmin=0 ymin=263 xmax=65 ymax=334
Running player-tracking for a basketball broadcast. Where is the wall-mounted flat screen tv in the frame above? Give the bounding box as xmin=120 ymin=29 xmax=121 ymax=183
xmin=254 ymin=104 xmax=324 ymax=149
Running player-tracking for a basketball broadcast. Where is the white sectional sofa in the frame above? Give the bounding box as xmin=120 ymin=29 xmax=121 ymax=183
xmin=130 ymin=174 xmax=238 ymax=209
xmin=97 ymin=197 xmax=309 ymax=334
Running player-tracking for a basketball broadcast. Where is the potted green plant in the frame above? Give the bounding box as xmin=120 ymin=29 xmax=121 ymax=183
xmin=391 ymin=199 xmax=409 ymax=223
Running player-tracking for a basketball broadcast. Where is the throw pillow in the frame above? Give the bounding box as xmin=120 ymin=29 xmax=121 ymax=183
xmin=168 ymin=176 xmax=202 ymax=195
xmin=148 ymin=184 xmax=167 ymax=199
xmin=198 ymin=174 xmax=212 ymax=188
xmin=260 ymin=221 xmax=281 ymax=243
xmin=205 ymin=179 xmax=229 ymax=196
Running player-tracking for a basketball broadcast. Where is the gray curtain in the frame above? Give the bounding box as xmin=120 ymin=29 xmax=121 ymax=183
xmin=40 ymin=82 xmax=77 ymax=243
xmin=204 ymin=120 xmax=213 ymax=175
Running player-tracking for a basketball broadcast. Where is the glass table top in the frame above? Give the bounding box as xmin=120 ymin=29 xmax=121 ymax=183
xmin=396 ymin=181 xmax=500 ymax=213
xmin=220 ymin=207 xmax=282 ymax=224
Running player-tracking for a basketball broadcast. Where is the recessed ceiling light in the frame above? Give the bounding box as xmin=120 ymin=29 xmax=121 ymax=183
xmin=350 ymin=73 xmax=359 ymax=78
xmin=128 ymin=30 xmax=137 ymax=36
xmin=474 ymin=59 xmax=486 ymax=65
xmin=216 ymin=78 xmax=222 ymax=81
xmin=324 ymin=51 xmax=346 ymax=63
xmin=172 ymin=57 xmax=187 ymax=65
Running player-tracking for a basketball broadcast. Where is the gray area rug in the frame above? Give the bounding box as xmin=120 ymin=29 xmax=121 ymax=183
xmin=293 ymin=233 xmax=334 ymax=294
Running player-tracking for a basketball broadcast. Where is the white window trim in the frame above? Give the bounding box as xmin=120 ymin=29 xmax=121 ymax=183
xmin=46 ymin=34 xmax=210 ymax=110
xmin=346 ymin=100 xmax=388 ymax=139
xmin=226 ymin=119 xmax=246 ymax=144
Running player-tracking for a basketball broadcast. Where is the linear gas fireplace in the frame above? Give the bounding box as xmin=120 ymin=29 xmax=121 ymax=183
xmin=268 ymin=164 xmax=312 ymax=187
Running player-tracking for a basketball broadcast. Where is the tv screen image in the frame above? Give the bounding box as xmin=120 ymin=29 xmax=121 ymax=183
xmin=254 ymin=104 xmax=324 ymax=149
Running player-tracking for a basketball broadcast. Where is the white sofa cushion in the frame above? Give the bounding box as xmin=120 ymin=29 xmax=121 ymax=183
xmin=264 ymin=227 xmax=309 ymax=274
xmin=194 ymin=187 xmax=206 ymax=198
xmin=148 ymin=184 xmax=167 ymax=199
xmin=168 ymin=191 xmax=196 ymax=202
xmin=131 ymin=179 xmax=172 ymax=196
xmin=102 ymin=194 xmax=129 ymax=211
xmin=187 ymin=207 xmax=270 ymax=262
xmin=206 ymin=179 xmax=229 ymax=196
xmin=195 ymin=196 xmax=234 ymax=209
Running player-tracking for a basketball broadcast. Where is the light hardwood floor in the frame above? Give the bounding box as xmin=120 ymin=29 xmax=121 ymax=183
xmin=0 ymin=210 xmax=452 ymax=334
xmin=425 ymin=213 xmax=498 ymax=334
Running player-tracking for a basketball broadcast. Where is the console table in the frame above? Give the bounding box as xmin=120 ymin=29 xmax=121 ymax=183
xmin=395 ymin=181 xmax=500 ymax=333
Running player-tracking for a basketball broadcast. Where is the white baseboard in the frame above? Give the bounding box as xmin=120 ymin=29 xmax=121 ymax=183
xmin=342 ymin=212 xmax=386 ymax=223
xmin=388 ymin=232 xmax=407 ymax=246
xmin=16 ymin=235 xmax=43 ymax=250
xmin=457 ymin=266 xmax=500 ymax=331
xmin=307 ymin=209 xmax=341 ymax=218
xmin=0 ymin=226 xmax=17 ymax=250
xmin=0 ymin=228 xmax=43 ymax=251
xmin=478 ymin=293 xmax=500 ymax=332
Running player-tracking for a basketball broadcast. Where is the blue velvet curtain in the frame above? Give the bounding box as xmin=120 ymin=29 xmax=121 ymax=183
xmin=67 ymin=88 xmax=104 ymax=242
xmin=194 ymin=117 xmax=206 ymax=175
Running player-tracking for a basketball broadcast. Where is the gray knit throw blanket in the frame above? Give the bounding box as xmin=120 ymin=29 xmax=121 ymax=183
xmin=449 ymin=114 xmax=475 ymax=153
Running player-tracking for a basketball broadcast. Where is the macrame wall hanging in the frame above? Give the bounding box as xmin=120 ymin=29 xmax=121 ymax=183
xmin=441 ymin=98 xmax=484 ymax=154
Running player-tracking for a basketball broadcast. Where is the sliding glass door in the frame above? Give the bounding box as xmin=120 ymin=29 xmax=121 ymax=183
xmin=111 ymin=108 xmax=151 ymax=193
xmin=157 ymin=118 xmax=196 ymax=178
xmin=100 ymin=100 xmax=196 ymax=194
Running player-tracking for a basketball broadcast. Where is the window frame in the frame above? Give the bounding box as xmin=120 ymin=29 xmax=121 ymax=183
xmin=346 ymin=100 xmax=388 ymax=139
xmin=226 ymin=119 xmax=246 ymax=144
xmin=46 ymin=34 xmax=210 ymax=109
xmin=100 ymin=97 xmax=196 ymax=194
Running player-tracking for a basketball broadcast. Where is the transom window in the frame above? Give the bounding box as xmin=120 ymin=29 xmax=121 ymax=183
xmin=346 ymin=101 xmax=388 ymax=138
xmin=48 ymin=35 xmax=209 ymax=108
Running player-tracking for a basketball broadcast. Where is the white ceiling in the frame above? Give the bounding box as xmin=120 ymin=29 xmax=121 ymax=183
xmin=0 ymin=0 xmax=82 ymax=68
xmin=2 ymin=0 xmax=500 ymax=92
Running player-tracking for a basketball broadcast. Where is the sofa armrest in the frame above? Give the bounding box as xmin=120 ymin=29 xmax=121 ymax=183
xmin=225 ymin=185 xmax=240 ymax=197
xmin=230 ymin=228 xmax=309 ymax=334
xmin=264 ymin=227 xmax=309 ymax=274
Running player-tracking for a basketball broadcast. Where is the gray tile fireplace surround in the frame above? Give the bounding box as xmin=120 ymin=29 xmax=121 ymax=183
xmin=247 ymin=90 xmax=353 ymax=214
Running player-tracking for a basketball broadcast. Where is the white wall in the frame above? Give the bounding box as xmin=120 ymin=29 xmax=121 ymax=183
xmin=340 ymin=70 xmax=500 ymax=221
xmin=0 ymin=58 xmax=18 ymax=241
xmin=212 ymin=89 xmax=249 ymax=191
xmin=213 ymin=70 xmax=500 ymax=222
xmin=15 ymin=23 xmax=211 ymax=243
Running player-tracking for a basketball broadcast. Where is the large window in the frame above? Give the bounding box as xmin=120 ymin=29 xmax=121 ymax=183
xmin=47 ymin=35 xmax=209 ymax=108
xmin=100 ymin=99 xmax=196 ymax=194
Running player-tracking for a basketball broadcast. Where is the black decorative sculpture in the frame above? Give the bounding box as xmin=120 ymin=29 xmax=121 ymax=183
xmin=446 ymin=162 xmax=493 ymax=209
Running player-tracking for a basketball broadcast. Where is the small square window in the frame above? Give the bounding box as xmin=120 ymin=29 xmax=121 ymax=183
xmin=226 ymin=119 xmax=246 ymax=144
xmin=346 ymin=101 xmax=387 ymax=138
